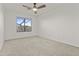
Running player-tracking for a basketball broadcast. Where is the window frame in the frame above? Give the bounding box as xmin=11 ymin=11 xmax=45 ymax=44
xmin=16 ymin=16 xmax=32 ymax=32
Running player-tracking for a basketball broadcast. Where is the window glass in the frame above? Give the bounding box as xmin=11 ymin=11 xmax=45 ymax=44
xmin=16 ymin=17 xmax=32 ymax=32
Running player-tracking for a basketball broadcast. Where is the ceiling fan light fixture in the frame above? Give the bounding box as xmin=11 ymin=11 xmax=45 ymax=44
xmin=22 ymin=3 xmax=46 ymax=14
xmin=32 ymin=8 xmax=37 ymax=11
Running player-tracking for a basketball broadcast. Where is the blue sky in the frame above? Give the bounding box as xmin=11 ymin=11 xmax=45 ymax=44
xmin=16 ymin=17 xmax=32 ymax=26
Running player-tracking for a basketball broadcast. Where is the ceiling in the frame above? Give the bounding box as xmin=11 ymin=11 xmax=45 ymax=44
xmin=3 ymin=3 xmax=79 ymax=16
xmin=3 ymin=3 xmax=49 ymax=15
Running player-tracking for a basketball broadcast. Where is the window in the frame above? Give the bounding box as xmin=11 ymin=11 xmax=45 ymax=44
xmin=16 ymin=17 xmax=32 ymax=32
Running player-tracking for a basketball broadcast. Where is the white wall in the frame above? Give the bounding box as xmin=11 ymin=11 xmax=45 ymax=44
xmin=4 ymin=3 xmax=79 ymax=47
xmin=4 ymin=4 xmax=37 ymax=40
xmin=0 ymin=4 xmax=4 ymax=50
xmin=38 ymin=4 xmax=79 ymax=47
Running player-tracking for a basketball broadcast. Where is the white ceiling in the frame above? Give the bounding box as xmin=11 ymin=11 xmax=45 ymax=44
xmin=3 ymin=3 xmax=49 ymax=15
xmin=3 ymin=3 xmax=79 ymax=16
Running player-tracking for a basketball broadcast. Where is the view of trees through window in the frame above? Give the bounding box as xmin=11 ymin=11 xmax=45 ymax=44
xmin=16 ymin=17 xmax=32 ymax=32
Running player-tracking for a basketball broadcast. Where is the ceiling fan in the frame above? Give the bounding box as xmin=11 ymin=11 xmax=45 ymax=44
xmin=22 ymin=3 xmax=46 ymax=14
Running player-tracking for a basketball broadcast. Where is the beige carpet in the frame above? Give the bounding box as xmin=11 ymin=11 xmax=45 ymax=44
xmin=0 ymin=36 xmax=79 ymax=56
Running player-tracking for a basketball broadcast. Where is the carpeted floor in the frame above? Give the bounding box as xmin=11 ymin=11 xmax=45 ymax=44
xmin=0 ymin=36 xmax=79 ymax=56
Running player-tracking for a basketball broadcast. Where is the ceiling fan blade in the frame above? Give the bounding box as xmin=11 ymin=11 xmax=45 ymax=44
xmin=22 ymin=5 xmax=31 ymax=10
xmin=37 ymin=5 xmax=46 ymax=9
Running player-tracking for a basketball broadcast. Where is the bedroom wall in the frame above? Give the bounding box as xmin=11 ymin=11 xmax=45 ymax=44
xmin=4 ymin=4 xmax=37 ymax=40
xmin=38 ymin=4 xmax=79 ymax=47
xmin=4 ymin=3 xmax=79 ymax=47
xmin=0 ymin=4 xmax=4 ymax=50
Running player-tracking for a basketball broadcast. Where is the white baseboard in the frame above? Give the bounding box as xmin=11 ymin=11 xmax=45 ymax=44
xmin=0 ymin=41 xmax=4 ymax=51
xmin=5 ymin=34 xmax=79 ymax=48
xmin=38 ymin=35 xmax=79 ymax=48
xmin=5 ymin=35 xmax=38 ymax=41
